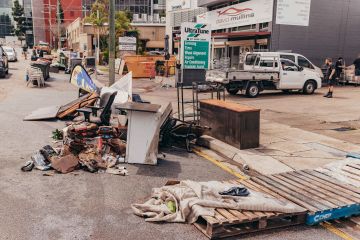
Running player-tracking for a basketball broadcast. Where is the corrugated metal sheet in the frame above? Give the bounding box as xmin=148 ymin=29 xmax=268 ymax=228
xmin=271 ymin=0 xmax=360 ymax=66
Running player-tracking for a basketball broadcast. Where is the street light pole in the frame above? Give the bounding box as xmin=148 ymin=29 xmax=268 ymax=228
xmin=108 ymin=0 xmax=115 ymax=86
xmin=57 ymin=0 xmax=61 ymax=49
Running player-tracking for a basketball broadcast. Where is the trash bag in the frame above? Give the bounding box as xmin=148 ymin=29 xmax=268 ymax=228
xmin=31 ymin=151 xmax=51 ymax=171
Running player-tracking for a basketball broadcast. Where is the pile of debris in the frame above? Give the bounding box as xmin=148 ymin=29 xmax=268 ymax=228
xmin=21 ymin=122 xmax=128 ymax=176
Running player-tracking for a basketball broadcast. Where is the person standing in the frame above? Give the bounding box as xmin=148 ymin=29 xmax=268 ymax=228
xmin=335 ymin=57 xmax=344 ymax=80
xmin=353 ymin=54 xmax=360 ymax=79
xmin=324 ymin=58 xmax=336 ymax=98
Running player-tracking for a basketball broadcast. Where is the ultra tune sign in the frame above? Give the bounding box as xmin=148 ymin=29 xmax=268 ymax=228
xmin=181 ymin=23 xmax=211 ymax=69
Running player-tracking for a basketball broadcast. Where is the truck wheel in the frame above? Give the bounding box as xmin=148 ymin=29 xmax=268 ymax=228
xmin=303 ymin=80 xmax=316 ymax=95
xmin=226 ymin=86 xmax=240 ymax=95
xmin=246 ymin=83 xmax=260 ymax=98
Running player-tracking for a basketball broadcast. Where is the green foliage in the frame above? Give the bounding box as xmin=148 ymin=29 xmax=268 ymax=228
xmin=56 ymin=2 xmax=65 ymax=24
xmin=84 ymin=0 xmax=108 ymax=27
xmin=52 ymin=129 xmax=63 ymax=140
xmin=11 ymin=0 xmax=26 ymax=38
xmin=115 ymin=11 xmax=131 ymax=38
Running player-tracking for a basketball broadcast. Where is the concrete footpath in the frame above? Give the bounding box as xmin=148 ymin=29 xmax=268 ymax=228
xmin=197 ymin=118 xmax=360 ymax=175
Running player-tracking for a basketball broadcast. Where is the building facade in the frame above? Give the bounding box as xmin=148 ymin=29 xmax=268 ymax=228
xmin=32 ymin=0 xmax=82 ymax=46
xmin=165 ymin=0 xmax=207 ymax=54
xmin=0 ymin=0 xmax=14 ymax=38
xmin=83 ymin=0 xmax=166 ymax=23
xmin=197 ymin=0 xmax=360 ymax=67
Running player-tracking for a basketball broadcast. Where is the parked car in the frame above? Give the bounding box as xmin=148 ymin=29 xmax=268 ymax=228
xmin=0 ymin=45 xmax=9 ymax=78
xmin=207 ymin=56 xmax=322 ymax=98
xmin=3 ymin=46 xmax=17 ymax=62
xmin=244 ymin=52 xmax=324 ymax=80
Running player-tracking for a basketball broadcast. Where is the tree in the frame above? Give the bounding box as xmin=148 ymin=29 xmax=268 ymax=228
xmin=84 ymin=0 xmax=108 ymax=63
xmin=12 ymin=0 xmax=26 ymax=43
xmin=115 ymin=11 xmax=131 ymax=39
xmin=56 ymin=1 xmax=65 ymax=24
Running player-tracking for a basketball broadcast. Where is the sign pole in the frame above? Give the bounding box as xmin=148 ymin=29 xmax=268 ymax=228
xmin=109 ymin=0 xmax=115 ymax=86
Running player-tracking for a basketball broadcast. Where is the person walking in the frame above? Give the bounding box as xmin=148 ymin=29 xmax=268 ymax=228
xmin=22 ymin=44 xmax=28 ymax=60
xmin=324 ymin=58 xmax=336 ymax=98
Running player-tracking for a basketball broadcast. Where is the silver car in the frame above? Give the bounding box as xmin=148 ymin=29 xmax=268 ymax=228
xmin=3 ymin=46 xmax=17 ymax=62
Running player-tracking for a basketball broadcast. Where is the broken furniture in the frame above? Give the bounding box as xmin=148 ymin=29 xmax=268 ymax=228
xmin=76 ymin=92 xmax=117 ymax=126
xmin=85 ymin=57 xmax=96 ymax=69
xmin=26 ymin=66 xmax=45 ymax=87
xmin=115 ymin=102 xmax=172 ymax=165
xmin=177 ymin=81 xmax=225 ymax=122
xmin=66 ymin=58 xmax=83 ymax=74
xmin=160 ymin=117 xmax=207 ymax=152
xmin=200 ymin=99 xmax=260 ymax=150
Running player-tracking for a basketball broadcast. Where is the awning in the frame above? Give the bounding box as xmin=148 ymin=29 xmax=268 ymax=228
xmin=227 ymin=40 xmax=255 ymax=47
xmin=146 ymin=41 xmax=164 ymax=49
xmin=212 ymin=31 xmax=271 ymax=39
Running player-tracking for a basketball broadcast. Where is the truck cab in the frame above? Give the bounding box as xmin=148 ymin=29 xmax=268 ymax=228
xmin=206 ymin=56 xmax=322 ymax=97
xmin=245 ymin=52 xmax=324 ymax=79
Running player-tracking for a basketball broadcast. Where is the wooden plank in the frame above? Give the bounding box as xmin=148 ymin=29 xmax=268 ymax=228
xmin=273 ymin=174 xmax=342 ymax=207
xmin=297 ymin=170 xmax=360 ymax=198
xmin=240 ymin=211 xmax=262 ymax=220
xmin=324 ymin=166 xmax=360 ymax=182
xmin=217 ymin=209 xmax=238 ymax=223
xmin=265 ymin=175 xmax=336 ymax=209
xmin=214 ymin=210 xmax=228 ymax=223
xmin=276 ymin=173 xmax=353 ymax=206
xmin=241 ymin=180 xmax=288 ymax=201
xmin=228 ymin=209 xmax=252 ymax=222
xmin=287 ymin=171 xmax=360 ymax=203
xmin=202 ymin=215 xmax=218 ymax=226
xmin=251 ymin=176 xmax=320 ymax=212
xmin=347 ymin=163 xmax=360 ymax=171
xmin=307 ymin=170 xmax=360 ymax=194
xmin=342 ymin=166 xmax=360 ymax=180
xmin=57 ymin=92 xmax=98 ymax=118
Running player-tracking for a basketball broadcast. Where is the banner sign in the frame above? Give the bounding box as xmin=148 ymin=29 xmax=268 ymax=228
xmin=197 ymin=0 xmax=273 ymax=31
xmin=70 ymin=65 xmax=98 ymax=92
xmin=276 ymin=0 xmax=311 ymax=26
xmin=181 ymin=22 xmax=211 ymax=69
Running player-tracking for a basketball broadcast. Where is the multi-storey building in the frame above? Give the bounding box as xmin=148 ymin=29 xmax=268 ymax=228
xmin=32 ymin=0 xmax=82 ymax=46
xmin=197 ymin=0 xmax=360 ymax=66
xmin=83 ymin=0 xmax=166 ymax=23
xmin=0 ymin=0 xmax=14 ymax=38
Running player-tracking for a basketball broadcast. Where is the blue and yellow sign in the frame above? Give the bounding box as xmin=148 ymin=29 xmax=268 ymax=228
xmin=70 ymin=65 xmax=98 ymax=92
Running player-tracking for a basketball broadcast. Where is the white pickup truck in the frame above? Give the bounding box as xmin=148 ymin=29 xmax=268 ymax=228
xmin=207 ymin=56 xmax=322 ymax=98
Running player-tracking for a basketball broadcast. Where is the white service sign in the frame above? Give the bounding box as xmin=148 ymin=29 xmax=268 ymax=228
xmin=167 ymin=0 xmax=191 ymax=11
xmin=276 ymin=0 xmax=312 ymax=26
xmin=197 ymin=0 xmax=273 ymax=31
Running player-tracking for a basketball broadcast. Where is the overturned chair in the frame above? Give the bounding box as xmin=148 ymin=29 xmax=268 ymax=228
xmin=75 ymin=91 xmax=117 ymax=126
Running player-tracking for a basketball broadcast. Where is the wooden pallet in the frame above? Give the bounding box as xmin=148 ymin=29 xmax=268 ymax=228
xmin=246 ymin=169 xmax=360 ymax=225
xmin=320 ymin=162 xmax=360 ymax=187
xmin=193 ymin=179 xmax=307 ymax=239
